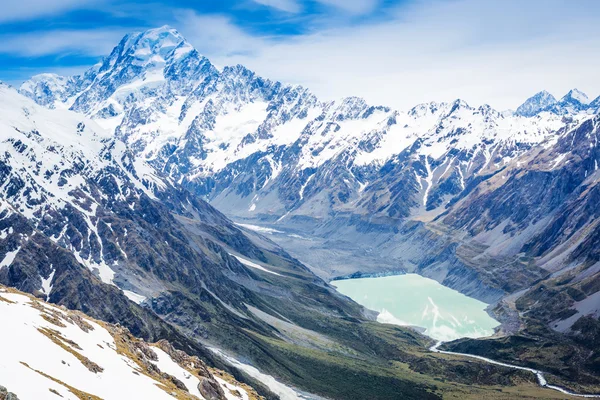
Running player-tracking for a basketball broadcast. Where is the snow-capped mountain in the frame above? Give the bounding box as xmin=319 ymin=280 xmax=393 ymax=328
xmin=19 ymin=26 xmax=600 ymax=226
xmin=15 ymin=24 xmax=600 ymax=290
xmin=0 ymin=285 xmax=256 ymax=400
xmin=546 ymin=88 xmax=594 ymax=114
xmin=0 ymin=81 xmax=169 ymax=289
xmin=515 ymin=89 xmax=599 ymax=117
xmin=515 ymin=90 xmax=557 ymax=117
xmin=18 ymin=73 xmax=79 ymax=109
xmin=561 ymin=88 xmax=590 ymax=105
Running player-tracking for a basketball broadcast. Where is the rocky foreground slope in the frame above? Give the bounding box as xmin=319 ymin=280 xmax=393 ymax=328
xmin=0 ymin=285 xmax=258 ymax=400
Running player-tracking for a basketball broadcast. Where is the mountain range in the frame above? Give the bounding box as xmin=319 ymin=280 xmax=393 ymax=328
xmin=17 ymin=27 xmax=600 ymax=233
xmin=1 ymin=25 xmax=599 ymax=399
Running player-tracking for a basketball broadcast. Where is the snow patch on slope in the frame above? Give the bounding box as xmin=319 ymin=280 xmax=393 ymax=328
xmin=0 ymin=286 xmax=253 ymax=400
xmin=231 ymin=254 xmax=282 ymax=276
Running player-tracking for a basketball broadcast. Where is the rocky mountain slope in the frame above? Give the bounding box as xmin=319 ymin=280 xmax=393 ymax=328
xmin=4 ymin=286 xmax=582 ymax=400
xmin=0 ymin=285 xmax=258 ymax=400
xmin=435 ymin=114 xmax=600 ymax=383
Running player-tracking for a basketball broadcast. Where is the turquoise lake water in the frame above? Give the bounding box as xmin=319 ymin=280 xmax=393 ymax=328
xmin=332 ymin=274 xmax=499 ymax=341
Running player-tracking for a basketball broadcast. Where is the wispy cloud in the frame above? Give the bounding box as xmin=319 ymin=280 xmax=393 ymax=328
xmin=175 ymin=11 xmax=264 ymax=57
xmin=0 ymin=0 xmax=108 ymax=22
xmin=1 ymin=0 xmax=599 ymax=110
xmin=251 ymin=0 xmax=302 ymax=13
xmin=200 ymin=0 xmax=600 ymax=109
xmin=0 ymin=29 xmax=128 ymax=57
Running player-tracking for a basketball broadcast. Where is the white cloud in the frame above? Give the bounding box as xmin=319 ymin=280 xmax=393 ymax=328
xmin=0 ymin=0 xmax=107 ymax=22
xmin=0 ymin=29 xmax=128 ymax=57
xmin=195 ymin=0 xmax=600 ymax=110
xmin=4 ymin=0 xmax=599 ymax=111
xmin=175 ymin=11 xmax=264 ymax=57
xmin=251 ymin=0 xmax=302 ymax=13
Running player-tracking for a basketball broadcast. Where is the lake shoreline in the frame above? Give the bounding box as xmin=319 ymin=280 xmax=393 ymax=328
xmin=333 ymin=273 xmax=500 ymax=342
xmin=332 ymin=271 xmax=521 ymax=341
xmin=330 ymin=270 xmax=407 ymax=282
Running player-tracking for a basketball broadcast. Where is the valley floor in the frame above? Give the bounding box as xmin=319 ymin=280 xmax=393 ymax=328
xmin=231 ymin=220 xmax=600 ymax=399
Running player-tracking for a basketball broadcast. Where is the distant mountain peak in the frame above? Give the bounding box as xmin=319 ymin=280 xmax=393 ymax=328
xmin=124 ymin=25 xmax=185 ymax=45
xmin=408 ymin=101 xmax=442 ymax=117
xmin=445 ymin=98 xmax=471 ymax=116
xmin=561 ymin=88 xmax=590 ymax=105
xmin=515 ymin=90 xmax=557 ymax=117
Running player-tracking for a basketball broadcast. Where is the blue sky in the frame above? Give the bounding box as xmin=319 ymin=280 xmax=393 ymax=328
xmin=0 ymin=0 xmax=400 ymax=81
xmin=1 ymin=0 xmax=599 ymax=109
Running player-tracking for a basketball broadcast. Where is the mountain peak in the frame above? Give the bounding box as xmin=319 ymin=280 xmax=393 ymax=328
xmin=128 ymin=25 xmax=184 ymax=43
xmin=408 ymin=101 xmax=442 ymax=117
xmin=19 ymin=72 xmax=75 ymax=108
xmin=445 ymin=98 xmax=471 ymax=116
xmin=142 ymin=24 xmax=180 ymax=36
xmin=561 ymin=88 xmax=589 ymax=105
xmin=21 ymin=73 xmax=70 ymax=88
xmin=515 ymin=90 xmax=557 ymax=117
xmin=122 ymin=25 xmax=191 ymax=62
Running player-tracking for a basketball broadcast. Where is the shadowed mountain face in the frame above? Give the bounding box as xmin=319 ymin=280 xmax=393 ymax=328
xmin=438 ymin=117 xmax=600 ymax=375
xmin=10 ymin=25 xmax=600 ymax=397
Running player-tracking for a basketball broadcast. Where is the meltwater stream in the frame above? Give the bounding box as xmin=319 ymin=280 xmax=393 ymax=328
xmin=430 ymin=342 xmax=600 ymax=398
xmin=333 ymin=274 xmax=600 ymax=398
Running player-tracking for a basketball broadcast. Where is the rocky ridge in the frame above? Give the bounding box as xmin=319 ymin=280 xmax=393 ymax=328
xmin=0 ymin=285 xmax=258 ymax=400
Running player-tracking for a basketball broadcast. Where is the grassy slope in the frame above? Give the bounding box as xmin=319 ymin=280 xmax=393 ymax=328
xmin=161 ymin=216 xmax=594 ymax=400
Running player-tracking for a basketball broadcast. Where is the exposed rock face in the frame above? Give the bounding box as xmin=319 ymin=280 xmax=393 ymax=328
xmin=0 ymin=386 xmax=20 ymax=400
xmin=515 ymin=90 xmax=557 ymax=117
xmin=19 ymin=27 xmax=593 ymax=232
xmin=15 ymin=28 xmax=600 ymax=310
xmin=422 ymin=116 xmax=600 ymax=388
xmin=198 ymin=377 xmax=226 ymax=400
xmin=154 ymin=340 xmax=213 ymax=379
xmin=15 ymin=28 xmax=600 ymax=305
xmin=0 ymin=81 xmax=453 ymax=400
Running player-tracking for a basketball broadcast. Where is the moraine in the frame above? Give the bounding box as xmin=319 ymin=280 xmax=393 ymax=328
xmin=332 ymin=274 xmax=500 ymax=341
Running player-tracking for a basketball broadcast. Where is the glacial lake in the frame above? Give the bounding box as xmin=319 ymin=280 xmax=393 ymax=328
xmin=332 ymin=274 xmax=500 ymax=342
